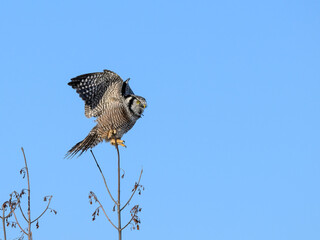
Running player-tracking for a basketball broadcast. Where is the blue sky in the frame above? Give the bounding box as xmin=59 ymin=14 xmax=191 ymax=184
xmin=0 ymin=0 xmax=319 ymax=239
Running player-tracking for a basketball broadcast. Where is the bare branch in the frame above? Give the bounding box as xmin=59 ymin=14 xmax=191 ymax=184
xmin=121 ymin=213 xmax=135 ymax=231
xmin=0 ymin=202 xmax=13 ymax=220
xmin=1 ymin=148 xmax=56 ymax=240
xmin=12 ymin=210 xmax=28 ymax=236
xmin=121 ymin=205 xmax=141 ymax=231
xmin=21 ymin=147 xmax=32 ymax=240
xmin=1 ymin=192 xmax=20 ymax=240
xmin=120 ymin=169 xmax=143 ymax=211
xmin=7 ymin=206 xmax=18 ymax=219
xmin=2 ymin=207 xmax=7 ymax=240
xmin=89 ymin=192 xmax=118 ymax=230
xmin=1 ymin=192 xmax=21 ymax=219
xmin=115 ymin=139 xmax=122 ymax=240
xmin=19 ymin=205 xmax=28 ymax=223
xmin=90 ymin=150 xmax=117 ymax=205
xmin=89 ymin=134 xmax=144 ymax=239
xmin=31 ymin=196 xmax=52 ymax=224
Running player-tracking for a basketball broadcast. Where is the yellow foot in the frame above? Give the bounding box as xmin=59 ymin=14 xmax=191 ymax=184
xmin=107 ymin=129 xmax=117 ymax=139
xmin=110 ymin=139 xmax=126 ymax=148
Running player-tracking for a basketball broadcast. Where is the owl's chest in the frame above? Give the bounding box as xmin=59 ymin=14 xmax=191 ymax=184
xmin=97 ymin=107 xmax=137 ymax=138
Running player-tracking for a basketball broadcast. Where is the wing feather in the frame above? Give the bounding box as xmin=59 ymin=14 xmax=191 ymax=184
xmin=68 ymin=69 xmax=124 ymax=118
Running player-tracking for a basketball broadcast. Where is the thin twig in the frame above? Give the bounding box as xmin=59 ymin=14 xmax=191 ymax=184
xmin=1 ymin=195 xmax=20 ymax=240
xmin=121 ymin=213 xmax=136 ymax=231
xmin=94 ymin=194 xmax=118 ymax=230
xmin=31 ymin=196 xmax=52 ymax=224
xmin=12 ymin=211 xmax=28 ymax=236
xmin=115 ymin=140 xmax=122 ymax=240
xmin=21 ymin=147 xmax=32 ymax=240
xmin=120 ymin=169 xmax=143 ymax=212
xmin=2 ymin=208 xmax=7 ymax=240
xmin=90 ymin=150 xmax=117 ymax=205
xmin=1 ymin=193 xmax=21 ymax=240
xmin=1 ymin=200 xmax=19 ymax=219
xmin=19 ymin=205 xmax=28 ymax=222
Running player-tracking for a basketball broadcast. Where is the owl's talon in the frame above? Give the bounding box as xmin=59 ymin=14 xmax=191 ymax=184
xmin=110 ymin=139 xmax=126 ymax=148
xmin=107 ymin=129 xmax=117 ymax=139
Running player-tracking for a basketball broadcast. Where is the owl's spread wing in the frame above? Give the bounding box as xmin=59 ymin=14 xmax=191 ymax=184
xmin=121 ymin=78 xmax=135 ymax=96
xmin=68 ymin=69 xmax=123 ymax=118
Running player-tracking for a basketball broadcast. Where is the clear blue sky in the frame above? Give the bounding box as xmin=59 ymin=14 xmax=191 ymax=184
xmin=1 ymin=0 xmax=319 ymax=239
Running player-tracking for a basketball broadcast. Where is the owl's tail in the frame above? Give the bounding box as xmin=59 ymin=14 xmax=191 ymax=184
xmin=65 ymin=126 xmax=101 ymax=158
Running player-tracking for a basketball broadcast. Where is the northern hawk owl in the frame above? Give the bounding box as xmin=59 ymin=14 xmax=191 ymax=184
xmin=66 ymin=69 xmax=147 ymax=158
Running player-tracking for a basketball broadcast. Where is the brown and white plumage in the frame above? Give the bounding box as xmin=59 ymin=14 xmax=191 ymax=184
xmin=66 ymin=69 xmax=147 ymax=158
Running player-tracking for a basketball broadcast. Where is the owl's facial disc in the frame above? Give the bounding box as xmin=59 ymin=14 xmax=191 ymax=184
xmin=126 ymin=95 xmax=147 ymax=117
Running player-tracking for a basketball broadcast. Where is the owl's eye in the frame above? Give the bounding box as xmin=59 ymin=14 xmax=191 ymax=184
xmin=136 ymin=100 xmax=141 ymax=105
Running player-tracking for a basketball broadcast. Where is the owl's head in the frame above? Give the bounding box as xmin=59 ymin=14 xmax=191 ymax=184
xmin=125 ymin=95 xmax=147 ymax=117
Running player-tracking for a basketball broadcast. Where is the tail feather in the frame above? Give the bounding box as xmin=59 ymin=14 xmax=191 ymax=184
xmin=65 ymin=127 xmax=101 ymax=158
